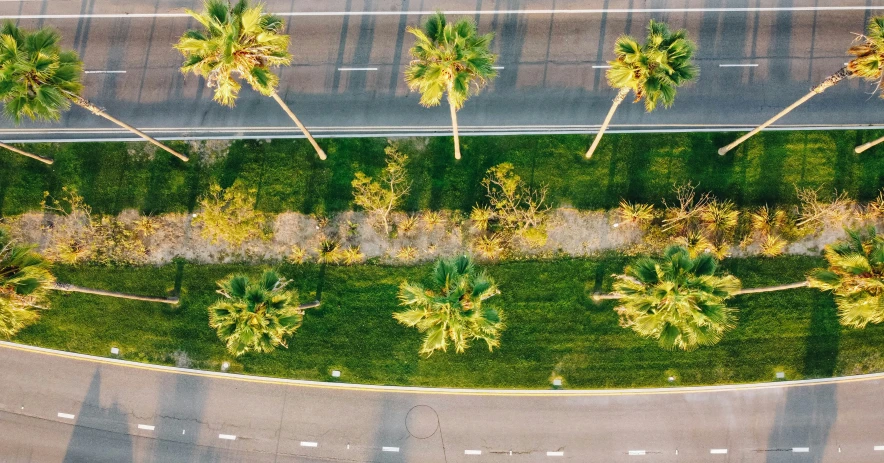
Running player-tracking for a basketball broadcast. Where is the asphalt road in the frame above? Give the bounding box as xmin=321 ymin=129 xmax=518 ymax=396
xmin=3 ymin=342 xmax=884 ymax=462
xmin=0 ymin=0 xmax=883 ymax=142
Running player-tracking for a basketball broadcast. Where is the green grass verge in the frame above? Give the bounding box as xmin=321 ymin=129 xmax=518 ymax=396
xmin=14 ymin=255 xmax=884 ymax=389
xmin=1 ymin=130 xmax=882 ymax=217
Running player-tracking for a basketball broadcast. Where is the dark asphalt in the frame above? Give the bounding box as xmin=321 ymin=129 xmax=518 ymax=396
xmin=0 ymin=1 xmax=882 ymax=142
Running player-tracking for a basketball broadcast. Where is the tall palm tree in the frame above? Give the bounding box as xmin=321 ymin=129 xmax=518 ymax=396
xmin=176 ymin=0 xmax=326 ymax=160
xmin=719 ymin=16 xmax=884 ymax=155
xmin=808 ymin=227 xmax=884 ymax=328
xmin=586 ymin=20 xmax=698 ymax=159
xmin=612 ymin=246 xmax=741 ymax=351
xmin=0 ymin=22 xmax=188 ymax=162
xmin=0 ymin=231 xmax=176 ymax=339
xmin=208 ymin=270 xmax=318 ymax=356
xmin=395 ymin=255 xmax=505 ymax=355
xmin=404 ymin=12 xmax=497 ymax=160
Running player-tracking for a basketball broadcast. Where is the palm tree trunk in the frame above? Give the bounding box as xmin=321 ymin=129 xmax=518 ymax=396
xmin=0 ymin=141 xmax=53 ymax=165
xmin=855 ymin=134 xmax=884 ymax=154
xmin=592 ymin=280 xmax=809 ymax=300
xmin=448 ymin=95 xmax=463 ymax=160
xmin=586 ymin=87 xmax=630 ymax=159
xmin=269 ymin=91 xmax=327 ymax=160
xmin=733 ymin=280 xmax=809 ymax=295
xmin=51 ymin=282 xmax=179 ymax=305
xmin=65 ymin=93 xmax=189 ymax=162
xmin=718 ymin=67 xmax=852 ymax=156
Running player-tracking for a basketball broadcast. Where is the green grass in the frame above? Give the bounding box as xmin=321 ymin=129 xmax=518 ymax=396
xmin=1 ymin=130 xmax=882 ymax=217
xmin=14 ymin=255 xmax=884 ymax=389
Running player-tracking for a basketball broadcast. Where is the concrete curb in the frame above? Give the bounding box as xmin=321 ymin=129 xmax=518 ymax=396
xmin=3 ymin=340 xmax=882 ymax=396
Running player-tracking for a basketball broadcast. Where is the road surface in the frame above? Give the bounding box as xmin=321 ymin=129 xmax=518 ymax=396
xmin=0 ymin=0 xmax=883 ymax=142
xmin=2 ymin=341 xmax=884 ymax=462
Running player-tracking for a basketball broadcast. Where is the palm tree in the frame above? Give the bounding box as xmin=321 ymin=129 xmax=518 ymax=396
xmin=0 ymin=22 xmax=188 ymax=162
xmin=808 ymin=227 xmax=884 ymax=328
xmin=586 ymin=20 xmax=698 ymax=159
xmin=404 ymin=12 xmax=497 ymax=160
xmin=719 ymin=16 xmax=884 ymax=155
xmin=176 ymin=0 xmax=326 ymax=160
xmin=395 ymin=255 xmax=505 ymax=355
xmin=612 ymin=246 xmax=741 ymax=351
xmin=208 ymin=270 xmax=319 ymax=356
xmin=0 ymin=231 xmax=176 ymax=339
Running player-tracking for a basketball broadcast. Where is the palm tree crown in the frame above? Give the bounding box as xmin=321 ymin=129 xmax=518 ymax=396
xmin=0 ymin=230 xmax=54 ymax=338
xmin=808 ymin=227 xmax=884 ymax=328
xmin=607 ymin=20 xmax=698 ymax=111
xmin=177 ymin=0 xmax=291 ymax=106
xmin=404 ymin=12 xmax=497 ymax=110
xmin=846 ymin=17 xmax=884 ymax=93
xmin=208 ymin=270 xmax=305 ymax=356
xmin=0 ymin=22 xmax=83 ymax=122
xmin=612 ymin=246 xmax=740 ymax=351
xmin=395 ymin=255 xmax=505 ymax=355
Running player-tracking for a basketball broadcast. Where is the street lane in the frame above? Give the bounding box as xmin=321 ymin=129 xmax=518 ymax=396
xmin=0 ymin=1 xmax=882 ymax=142
xmin=3 ymin=342 xmax=884 ymax=462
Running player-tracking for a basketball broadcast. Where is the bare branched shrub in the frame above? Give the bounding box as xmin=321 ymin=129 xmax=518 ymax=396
xmin=352 ymin=144 xmax=411 ymax=234
xmin=662 ymin=183 xmax=711 ymax=234
xmin=40 ymin=187 xmax=94 ymax=264
xmin=796 ymin=187 xmax=858 ymax=230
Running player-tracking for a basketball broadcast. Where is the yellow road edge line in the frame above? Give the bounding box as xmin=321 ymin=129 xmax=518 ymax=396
xmin=3 ymin=341 xmax=882 ymax=397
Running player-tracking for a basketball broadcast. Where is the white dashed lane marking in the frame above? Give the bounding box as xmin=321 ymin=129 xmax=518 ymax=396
xmin=57 ymin=413 xmax=75 ymax=419
xmin=218 ymin=434 xmax=236 ymax=440
xmin=137 ymin=424 xmax=155 ymax=431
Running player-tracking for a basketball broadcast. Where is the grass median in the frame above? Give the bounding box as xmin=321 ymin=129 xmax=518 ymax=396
xmin=13 ymin=254 xmax=884 ymax=389
xmin=1 ymin=130 xmax=883 ymax=217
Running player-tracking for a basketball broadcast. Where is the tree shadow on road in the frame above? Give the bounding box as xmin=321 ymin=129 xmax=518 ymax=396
xmin=63 ymin=370 xmax=133 ymax=463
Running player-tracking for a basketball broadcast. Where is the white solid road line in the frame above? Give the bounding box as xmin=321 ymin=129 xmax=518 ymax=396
xmin=793 ymin=447 xmax=810 ymax=452
xmin=218 ymin=434 xmax=237 ymax=440
xmin=628 ymin=450 xmax=647 ymax=455
xmin=57 ymin=412 xmax=75 ymax=419
xmin=710 ymin=448 xmax=728 ymax=454
xmin=592 ymin=65 xmax=612 ymax=68
xmin=382 ymin=447 xmax=399 ymax=452
xmin=300 ymin=441 xmax=318 ymax=447
xmin=84 ymin=70 xmax=127 ymax=74
xmin=5 ymin=5 xmax=884 ymax=20
xmin=465 ymin=449 xmax=482 ymax=455
xmin=137 ymin=424 xmax=155 ymax=431
xmin=337 ymin=67 xmax=378 ymax=71
xmin=546 ymin=451 xmax=565 ymax=456
xmin=492 ymin=66 xmax=505 ymax=69
xmin=719 ymin=64 xmax=759 ymax=67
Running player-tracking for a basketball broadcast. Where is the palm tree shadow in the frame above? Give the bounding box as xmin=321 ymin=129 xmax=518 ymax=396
xmin=764 ymin=302 xmax=840 ymax=463
xmin=63 ymin=370 xmax=134 ymax=463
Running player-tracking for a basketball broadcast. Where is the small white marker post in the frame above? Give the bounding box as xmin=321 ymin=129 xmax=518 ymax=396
xmin=57 ymin=412 xmax=75 ymax=419
xmin=628 ymin=450 xmax=647 ymax=456
xmin=110 ymin=347 xmax=120 ymax=355
xmin=465 ymin=449 xmax=482 ymax=455
xmin=710 ymin=449 xmax=728 ymax=454
xmin=137 ymin=424 xmax=155 ymax=431
xmin=331 ymin=370 xmax=341 ymax=378
xmin=300 ymin=442 xmax=318 ymax=447
xmin=218 ymin=434 xmax=236 ymax=441
xmin=382 ymin=447 xmax=399 ymax=452
xmin=546 ymin=451 xmax=564 ymax=456
xmin=792 ymin=447 xmax=810 ymax=453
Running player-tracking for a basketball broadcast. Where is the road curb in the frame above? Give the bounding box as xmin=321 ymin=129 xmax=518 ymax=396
xmin=3 ymin=340 xmax=883 ymax=396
